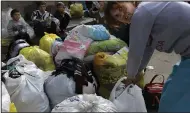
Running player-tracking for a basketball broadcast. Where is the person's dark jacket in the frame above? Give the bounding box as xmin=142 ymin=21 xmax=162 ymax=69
xmin=105 ymin=24 xmax=130 ymax=46
xmin=54 ymin=11 xmax=71 ymax=31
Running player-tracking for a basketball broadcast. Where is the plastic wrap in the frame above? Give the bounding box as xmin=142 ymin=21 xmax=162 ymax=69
xmin=19 ymin=46 xmax=55 ymax=71
xmin=2 ymin=8 xmax=12 ymax=39
xmin=52 ymin=94 xmax=118 ymax=112
xmin=2 ymin=82 xmax=11 ymax=112
xmin=110 ymin=77 xmax=147 ymax=112
xmin=86 ymin=36 xmax=127 ymax=56
xmin=70 ymin=3 xmax=84 ymax=18
xmin=40 ymin=33 xmax=60 ymax=54
xmin=4 ymin=55 xmax=50 ymax=112
xmin=93 ymin=47 xmax=129 ymax=85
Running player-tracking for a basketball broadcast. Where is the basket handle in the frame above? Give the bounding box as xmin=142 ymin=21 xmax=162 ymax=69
xmin=150 ymin=74 xmax=165 ymax=84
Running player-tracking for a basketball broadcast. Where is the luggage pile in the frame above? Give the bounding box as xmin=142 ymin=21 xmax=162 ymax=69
xmin=2 ymin=24 xmax=148 ymax=112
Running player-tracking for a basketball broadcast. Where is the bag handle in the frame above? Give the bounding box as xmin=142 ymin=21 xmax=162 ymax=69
xmin=110 ymin=77 xmax=128 ymax=100
xmin=150 ymin=74 xmax=165 ymax=84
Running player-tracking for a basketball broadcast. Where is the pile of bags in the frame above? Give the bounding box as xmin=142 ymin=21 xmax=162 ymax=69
xmin=2 ymin=24 xmax=147 ymax=112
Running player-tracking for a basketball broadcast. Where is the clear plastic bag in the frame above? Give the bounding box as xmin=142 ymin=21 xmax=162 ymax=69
xmin=52 ymin=94 xmax=118 ymax=112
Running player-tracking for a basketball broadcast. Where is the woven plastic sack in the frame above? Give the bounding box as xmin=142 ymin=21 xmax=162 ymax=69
xmin=86 ymin=37 xmax=127 ymax=56
xmin=51 ymin=94 xmax=118 ymax=112
xmin=40 ymin=32 xmax=60 ymax=54
xmin=19 ymin=46 xmax=55 ymax=71
xmin=70 ymin=3 xmax=84 ymax=18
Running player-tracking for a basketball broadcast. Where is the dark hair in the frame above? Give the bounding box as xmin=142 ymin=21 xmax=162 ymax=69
xmin=36 ymin=1 xmax=46 ymax=7
xmin=104 ymin=1 xmax=123 ymax=28
xmin=10 ymin=9 xmax=20 ymax=17
xmin=57 ymin=2 xmax=65 ymax=7
xmin=104 ymin=1 xmax=140 ymax=28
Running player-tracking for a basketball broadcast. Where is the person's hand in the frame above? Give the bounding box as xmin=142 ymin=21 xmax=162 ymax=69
xmin=124 ymin=71 xmax=145 ymax=87
xmin=124 ymin=77 xmax=136 ymax=87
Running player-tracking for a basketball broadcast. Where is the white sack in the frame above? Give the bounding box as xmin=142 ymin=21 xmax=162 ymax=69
xmin=44 ymin=73 xmax=76 ymax=108
xmin=52 ymin=94 xmax=118 ymax=112
xmin=2 ymin=82 xmax=11 ymax=112
xmin=4 ymin=55 xmax=50 ymax=112
xmin=109 ymin=77 xmax=147 ymax=112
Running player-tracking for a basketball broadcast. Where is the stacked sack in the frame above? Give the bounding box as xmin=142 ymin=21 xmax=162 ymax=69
xmin=44 ymin=58 xmax=99 ymax=109
xmin=20 ymin=46 xmax=55 ymax=71
xmin=51 ymin=94 xmax=118 ymax=112
xmin=52 ymin=24 xmax=111 ymax=66
xmin=2 ymin=55 xmax=51 ymax=112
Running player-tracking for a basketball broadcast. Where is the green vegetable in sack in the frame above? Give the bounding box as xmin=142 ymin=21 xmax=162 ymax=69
xmin=70 ymin=3 xmax=84 ymax=18
xmin=20 ymin=46 xmax=55 ymax=71
xmin=86 ymin=38 xmax=127 ymax=56
xmin=39 ymin=32 xmax=60 ymax=54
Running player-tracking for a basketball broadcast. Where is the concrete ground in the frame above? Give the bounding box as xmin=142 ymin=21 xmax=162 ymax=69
xmin=144 ymin=50 xmax=180 ymax=85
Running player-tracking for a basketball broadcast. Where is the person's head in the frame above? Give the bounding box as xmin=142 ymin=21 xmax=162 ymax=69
xmin=105 ymin=1 xmax=137 ymax=28
xmin=98 ymin=1 xmax=105 ymax=11
xmin=11 ymin=9 xmax=21 ymax=21
xmin=56 ymin=2 xmax=65 ymax=13
xmin=37 ymin=1 xmax=46 ymax=13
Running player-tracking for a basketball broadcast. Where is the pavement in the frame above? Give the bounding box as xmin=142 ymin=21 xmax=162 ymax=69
xmin=144 ymin=50 xmax=180 ymax=84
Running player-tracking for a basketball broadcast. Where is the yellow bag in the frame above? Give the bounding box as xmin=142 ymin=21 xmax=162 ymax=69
xmin=10 ymin=103 xmax=17 ymax=112
xmin=94 ymin=48 xmax=145 ymax=99
xmin=39 ymin=32 xmax=60 ymax=54
xmin=20 ymin=46 xmax=55 ymax=71
xmin=70 ymin=3 xmax=84 ymax=18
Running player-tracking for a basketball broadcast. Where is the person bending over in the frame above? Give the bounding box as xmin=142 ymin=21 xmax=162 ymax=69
xmin=104 ymin=1 xmax=190 ymax=112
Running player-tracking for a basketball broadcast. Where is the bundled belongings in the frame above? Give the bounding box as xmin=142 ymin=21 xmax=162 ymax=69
xmin=51 ymin=94 xmax=118 ymax=112
xmin=39 ymin=32 xmax=61 ymax=54
xmin=3 ymin=55 xmax=50 ymax=112
xmin=70 ymin=3 xmax=84 ymax=18
xmin=143 ymin=75 xmax=164 ymax=110
xmin=69 ymin=24 xmax=110 ymax=41
xmin=51 ymin=38 xmax=63 ymax=57
xmin=86 ymin=35 xmax=127 ymax=56
xmin=44 ymin=58 xmax=98 ymax=108
xmin=6 ymin=39 xmax=30 ymax=59
xmin=94 ymin=47 xmax=145 ymax=98
xmin=20 ymin=46 xmax=55 ymax=71
xmin=54 ymin=24 xmax=110 ymax=66
xmin=94 ymin=47 xmax=129 ymax=85
xmin=2 ymin=82 xmax=11 ymax=112
xmin=109 ymin=77 xmax=147 ymax=112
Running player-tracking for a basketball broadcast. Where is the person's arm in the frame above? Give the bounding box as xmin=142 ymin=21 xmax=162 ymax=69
xmin=7 ymin=21 xmax=18 ymax=37
xmin=126 ymin=7 xmax=155 ymax=79
xmin=31 ymin=11 xmax=41 ymax=22
xmin=31 ymin=11 xmax=37 ymax=21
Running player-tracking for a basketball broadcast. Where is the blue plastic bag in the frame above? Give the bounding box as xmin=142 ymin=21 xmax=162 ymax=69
xmin=88 ymin=25 xmax=110 ymax=41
